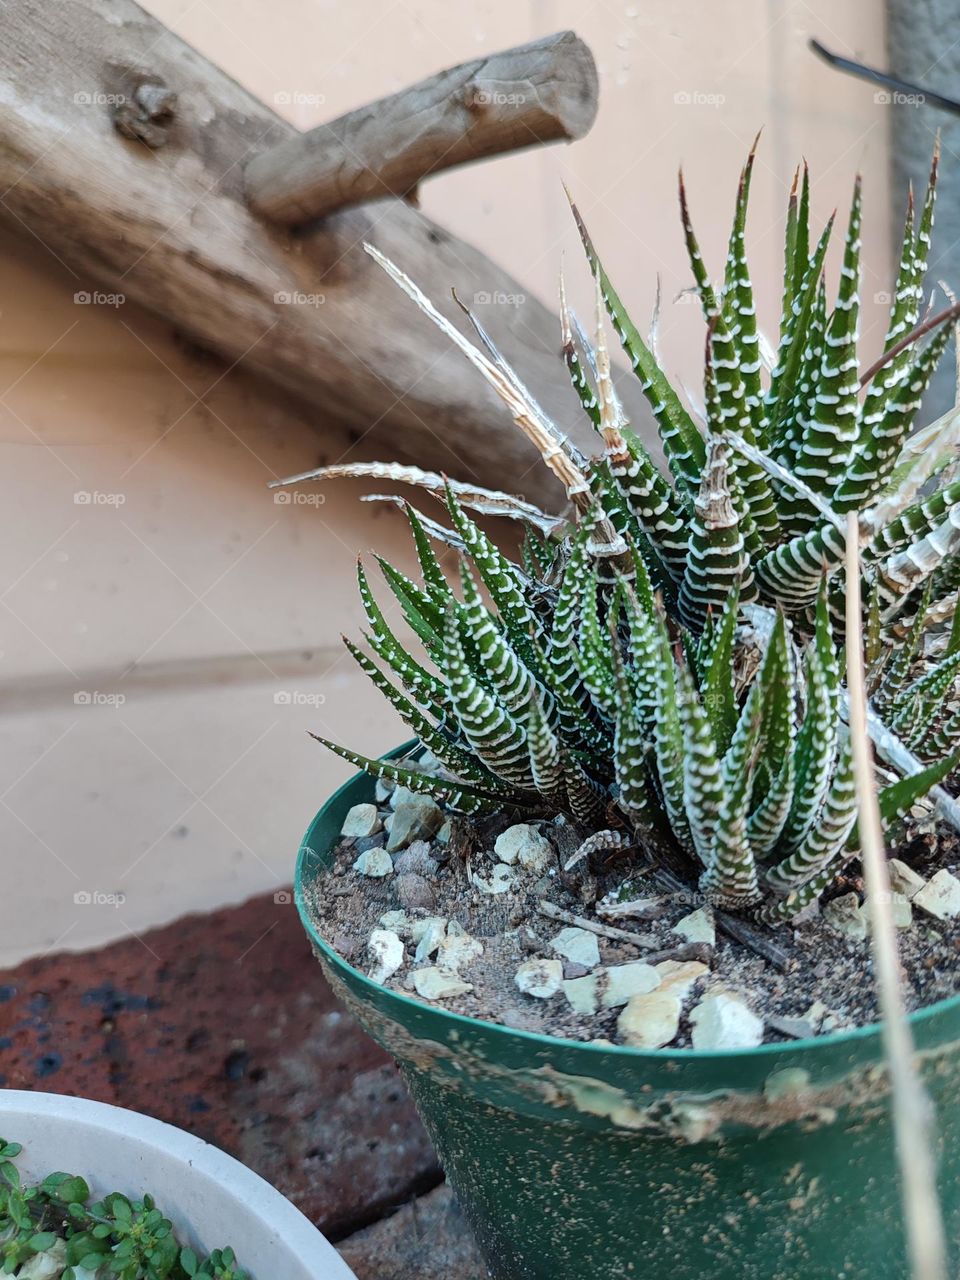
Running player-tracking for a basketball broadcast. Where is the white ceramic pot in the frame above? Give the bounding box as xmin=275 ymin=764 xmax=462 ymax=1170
xmin=0 ymin=1091 xmax=357 ymax=1280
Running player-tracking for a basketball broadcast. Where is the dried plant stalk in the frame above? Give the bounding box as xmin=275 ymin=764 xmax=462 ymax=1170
xmin=845 ymin=512 xmax=947 ymax=1280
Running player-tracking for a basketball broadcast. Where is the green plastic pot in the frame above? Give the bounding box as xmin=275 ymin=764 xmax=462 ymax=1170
xmin=295 ymin=744 xmax=960 ymax=1279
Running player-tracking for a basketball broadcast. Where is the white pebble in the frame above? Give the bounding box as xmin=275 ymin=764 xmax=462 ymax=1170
xmin=655 ymin=959 xmax=709 ymax=1002
xmin=353 ymin=848 xmax=394 ymax=878
xmin=550 ymin=926 xmax=601 ymax=968
xmin=413 ymin=967 xmax=473 ymax=1000
xmin=804 ymin=999 xmax=828 ymax=1031
xmin=436 ymin=932 xmax=483 ymax=972
xmin=690 ymin=993 xmax=764 ymax=1050
xmin=494 ymin=823 xmax=554 ymax=873
xmin=671 ymin=907 xmax=716 ymax=946
xmin=17 ymin=1239 xmax=68 ymax=1278
xmin=409 ymin=915 xmax=447 ymax=942
xmin=886 ymin=894 xmax=913 ymax=928
xmin=618 ymin=991 xmax=681 ymax=1049
xmin=562 ymin=973 xmax=599 ymax=1015
xmin=472 ymin=864 xmax=518 ymax=895
xmin=823 ymin=892 xmax=867 ymax=939
xmin=341 ymin=802 xmax=382 ymax=838
xmin=888 ymin=858 xmax=926 ymax=900
xmin=914 ymin=869 xmax=960 ymax=920
xmin=515 ymin=958 xmax=564 ymax=999
xmin=413 ymin=918 xmax=448 ymax=962
xmin=367 ymin=929 xmax=404 ymax=984
xmin=764 ymin=1067 xmax=811 ymax=1100
xmin=379 ymin=909 xmax=410 ymax=932
xmin=600 ymin=961 xmax=661 ymax=1008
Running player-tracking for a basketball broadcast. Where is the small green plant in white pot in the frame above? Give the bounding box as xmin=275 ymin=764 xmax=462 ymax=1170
xmin=0 ymin=1092 xmax=356 ymax=1280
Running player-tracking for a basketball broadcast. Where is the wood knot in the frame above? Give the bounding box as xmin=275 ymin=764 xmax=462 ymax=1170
xmin=113 ymin=80 xmax=178 ymax=149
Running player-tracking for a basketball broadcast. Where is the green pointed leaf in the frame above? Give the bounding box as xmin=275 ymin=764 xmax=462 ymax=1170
xmin=442 ymin=602 xmax=533 ymax=789
xmin=342 ymin=638 xmax=510 ymax=792
xmin=527 ymin=692 xmax=564 ymax=801
xmin=790 ymin=176 xmax=862 ymax=512
xmin=404 ymin=503 xmax=450 ymax=603
xmin=877 ymin=751 xmax=959 ymax=825
xmin=767 ymin=212 xmax=834 ymax=449
xmin=678 ymin=436 xmax=756 ymax=631
xmin=701 ymin=679 xmax=763 ymax=906
xmin=571 ymin=201 xmax=706 ymax=495
xmin=764 ymin=734 xmax=858 ymax=906
xmin=309 ymin=734 xmax=516 ymax=813
xmin=676 ymin=653 xmax=724 ymax=867
xmin=375 ymin=555 xmax=443 ymax=648
xmin=699 ymin=582 xmax=740 ymax=756
xmin=653 ymin=621 xmax=694 ymax=855
xmin=780 ymin=582 xmax=840 ymax=852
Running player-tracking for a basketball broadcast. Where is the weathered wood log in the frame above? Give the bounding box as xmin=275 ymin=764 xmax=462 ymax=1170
xmin=0 ymin=1 xmax=643 ymax=507
xmin=244 ymin=31 xmax=598 ymax=227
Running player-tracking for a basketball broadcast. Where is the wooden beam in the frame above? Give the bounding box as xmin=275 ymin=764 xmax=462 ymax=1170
xmin=0 ymin=0 xmax=641 ymax=507
xmin=244 ymin=31 xmax=599 ymax=227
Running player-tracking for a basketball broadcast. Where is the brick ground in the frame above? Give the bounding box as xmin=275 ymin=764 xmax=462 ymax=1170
xmin=339 ymin=1184 xmax=487 ymax=1278
xmin=0 ymin=891 xmax=444 ymax=1241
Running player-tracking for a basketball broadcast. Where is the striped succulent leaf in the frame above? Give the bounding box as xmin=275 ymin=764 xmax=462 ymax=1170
xmin=304 ymin=143 xmax=960 ymax=926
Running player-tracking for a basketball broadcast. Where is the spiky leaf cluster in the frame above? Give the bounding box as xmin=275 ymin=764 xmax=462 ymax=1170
xmin=301 ymin=142 xmax=960 ymax=924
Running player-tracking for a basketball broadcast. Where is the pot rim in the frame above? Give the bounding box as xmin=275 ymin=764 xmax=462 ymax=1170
xmin=296 ymin=742 xmax=960 ymax=1063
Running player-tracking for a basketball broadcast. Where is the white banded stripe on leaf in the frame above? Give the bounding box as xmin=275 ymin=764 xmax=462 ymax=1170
xmin=678 ymin=436 xmax=757 ymax=631
xmin=790 ymin=176 xmax=863 ymax=514
xmin=722 ymin=135 xmax=765 ymax=446
xmin=653 ymin=622 xmax=694 ymax=855
xmin=780 ymin=584 xmax=840 ymax=853
xmin=458 ymin=562 xmax=539 ymax=718
xmin=442 ymin=602 xmax=533 ymax=790
xmin=309 ymin=736 xmax=516 ymax=815
xmin=762 ymin=733 xmax=858 ymax=912
xmin=754 ymin=516 xmax=847 ymax=611
xmin=526 ymin=692 xmax=565 ymax=803
xmin=356 ymin=561 xmax=451 ymax=723
xmin=700 ymin=678 xmax=764 ymax=908
xmin=343 ymin=638 xmax=511 ymax=793
xmin=835 ymin=324 xmax=951 ymax=514
xmin=676 ymin=658 xmax=724 ymax=866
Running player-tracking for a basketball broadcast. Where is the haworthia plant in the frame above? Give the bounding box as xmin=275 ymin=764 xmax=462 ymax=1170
xmin=285 ymin=143 xmax=960 ymax=924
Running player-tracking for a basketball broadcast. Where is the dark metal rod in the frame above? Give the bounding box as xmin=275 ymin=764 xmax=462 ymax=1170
xmin=809 ymin=38 xmax=960 ymax=117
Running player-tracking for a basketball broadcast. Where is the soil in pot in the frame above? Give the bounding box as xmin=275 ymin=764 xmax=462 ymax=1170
xmin=305 ymin=764 xmax=960 ymax=1050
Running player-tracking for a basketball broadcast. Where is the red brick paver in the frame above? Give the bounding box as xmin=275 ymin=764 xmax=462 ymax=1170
xmin=0 ymin=891 xmax=439 ymax=1237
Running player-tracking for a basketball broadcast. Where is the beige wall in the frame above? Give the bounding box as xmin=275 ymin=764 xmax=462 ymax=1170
xmin=2 ymin=0 xmax=891 ymax=965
